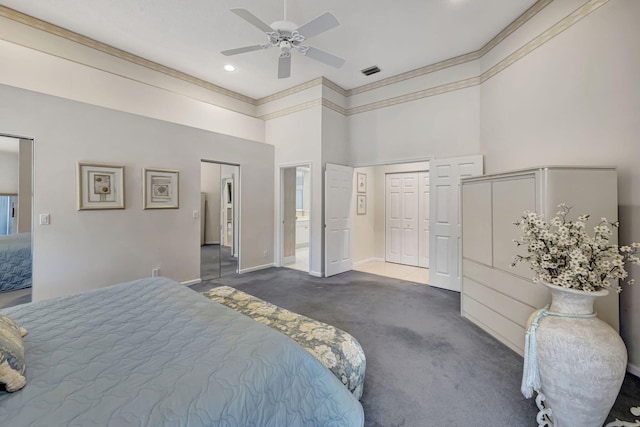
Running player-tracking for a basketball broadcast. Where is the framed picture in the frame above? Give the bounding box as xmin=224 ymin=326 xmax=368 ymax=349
xmin=357 ymin=194 xmax=367 ymax=215
xmin=357 ymin=172 xmax=367 ymax=193
xmin=77 ymin=162 xmax=125 ymax=210
xmin=143 ymin=168 xmax=179 ymax=209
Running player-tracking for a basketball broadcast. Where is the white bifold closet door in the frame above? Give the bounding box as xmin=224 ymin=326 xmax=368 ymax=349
xmin=325 ymin=163 xmax=354 ymax=277
xmin=385 ymin=172 xmax=424 ymax=266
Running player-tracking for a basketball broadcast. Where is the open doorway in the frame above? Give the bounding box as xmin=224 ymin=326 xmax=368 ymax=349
xmin=0 ymin=135 xmax=33 ymax=307
xmin=280 ymin=164 xmax=311 ymax=273
xmin=352 ymin=161 xmax=430 ymax=284
xmin=200 ymin=161 xmax=239 ymax=281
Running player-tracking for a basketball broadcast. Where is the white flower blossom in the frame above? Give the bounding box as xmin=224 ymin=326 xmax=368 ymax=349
xmin=513 ymin=205 xmax=640 ymax=292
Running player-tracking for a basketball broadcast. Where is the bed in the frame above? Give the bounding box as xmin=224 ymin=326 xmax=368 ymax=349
xmin=0 ymin=277 xmax=364 ymax=426
xmin=0 ymin=233 xmax=32 ymax=293
xmin=204 ymin=286 xmax=366 ymax=400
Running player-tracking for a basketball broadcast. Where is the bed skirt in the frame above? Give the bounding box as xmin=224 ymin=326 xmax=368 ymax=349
xmin=204 ymin=286 xmax=366 ymax=400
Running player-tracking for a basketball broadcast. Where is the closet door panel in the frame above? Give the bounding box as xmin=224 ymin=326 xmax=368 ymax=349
xmin=461 ymin=181 xmax=492 ymax=266
xmin=492 ymin=176 xmax=536 ymax=278
xmin=401 ymin=173 xmax=419 ymax=266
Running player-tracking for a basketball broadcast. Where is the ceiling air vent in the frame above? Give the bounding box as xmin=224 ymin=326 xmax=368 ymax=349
xmin=361 ymin=65 xmax=381 ymax=76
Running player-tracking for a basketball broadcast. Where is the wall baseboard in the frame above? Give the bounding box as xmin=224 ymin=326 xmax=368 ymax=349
xmin=354 ymin=257 xmax=385 ymax=266
xmin=309 ymin=270 xmax=322 ymax=278
xmin=203 ymin=241 xmax=220 ymax=245
xmin=628 ymin=362 xmax=640 ymax=378
xmin=181 ymin=278 xmax=202 ymax=286
xmin=239 ymin=263 xmax=274 ymax=274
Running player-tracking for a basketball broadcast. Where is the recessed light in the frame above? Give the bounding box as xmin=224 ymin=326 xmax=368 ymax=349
xmin=224 ymin=64 xmax=236 ymax=72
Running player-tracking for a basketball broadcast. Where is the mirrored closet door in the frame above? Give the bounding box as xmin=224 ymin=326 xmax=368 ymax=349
xmin=0 ymin=135 xmax=33 ymax=303
xmin=200 ymin=161 xmax=239 ymax=281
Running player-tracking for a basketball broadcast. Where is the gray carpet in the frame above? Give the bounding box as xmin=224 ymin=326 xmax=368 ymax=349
xmin=192 ymin=267 xmax=640 ymax=427
xmin=0 ymin=267 xmax=637 ymax=425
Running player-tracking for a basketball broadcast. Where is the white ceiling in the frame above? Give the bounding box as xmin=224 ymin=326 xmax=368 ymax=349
xmin=1 ymin=0 xmax=538 ymax=99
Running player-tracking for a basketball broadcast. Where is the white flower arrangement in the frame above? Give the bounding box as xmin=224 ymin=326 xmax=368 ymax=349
xmin=512 ymin=204 xmax=640 ymax=292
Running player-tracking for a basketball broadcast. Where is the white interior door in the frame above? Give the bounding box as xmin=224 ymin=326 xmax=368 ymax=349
xmin=401 ymin=173 xmax=419 ymax=266
xmin=418 ymin=172 xmax=430 ymax=268
xmin=325 ymin=163 xmax=354 ymax=277
xmin=429 ymin=155 xmax=483 ymax=291
xmin=385 ymin=174 xmax=402 ymax=263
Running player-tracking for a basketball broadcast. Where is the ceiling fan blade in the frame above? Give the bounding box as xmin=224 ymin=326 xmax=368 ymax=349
xmin=278 ymin=54 xmax=291 ymax=79
xmin=230 ymin=8 xmax=273 ymax=33
xmin=302 ymin=47 xmax=345 ymax=68
xmin=296 ymin=12 xmax=340 ymax=40
xmin=221 ymin=45 xmax=269 ymax=56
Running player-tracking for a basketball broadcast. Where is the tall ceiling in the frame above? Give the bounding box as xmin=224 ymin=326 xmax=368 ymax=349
xmin=0 ymin=0 xmax=538 ymax=99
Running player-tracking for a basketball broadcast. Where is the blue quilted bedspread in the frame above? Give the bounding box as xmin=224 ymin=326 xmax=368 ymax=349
xmin=0 ymin=234 xmax=31 ymax=293
xmin=0 ymin=277 xmax=364 ymax=426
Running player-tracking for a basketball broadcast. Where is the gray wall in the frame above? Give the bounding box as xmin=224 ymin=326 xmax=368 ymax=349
xmin=0 ymin=83 xmax=274 ymax=301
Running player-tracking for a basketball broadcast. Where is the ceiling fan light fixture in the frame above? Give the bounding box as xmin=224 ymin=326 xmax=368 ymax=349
xmin=222 ymin=6 xmax=344 ymax=79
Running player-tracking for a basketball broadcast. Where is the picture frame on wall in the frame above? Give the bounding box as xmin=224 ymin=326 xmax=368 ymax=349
xmin=143 ymin=168 xmax=179 ymax=209
xmin=357 ymin=172 xmax=367 ymax=193
xmin=357 ymin=194 xmax=367 ymax=215
xmin=77 ymin=162 xmax=125 ymax=210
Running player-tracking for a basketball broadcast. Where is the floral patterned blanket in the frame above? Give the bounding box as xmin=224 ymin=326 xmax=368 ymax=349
xmin=203 ymin=286 xmax=366 ymax=400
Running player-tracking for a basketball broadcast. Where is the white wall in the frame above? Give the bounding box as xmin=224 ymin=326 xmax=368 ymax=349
xmin=353 ymin=166 xmax=376 ymax=263
xmin=0 ymin=39 xmax=264 ymax=143
xmin=479 ymin=0 xmax=640 ymax=373
xmin=267 ymin=107 xmax=323 ymax=276
xmin=200 ymin=162 xmax=221 ymax=245
xmin=349 ymin=86 xmax=480 ymax=166
xmin=0 ymin=83 xmax=274 ymax=301
xmin=0 ymin=150 xmax=19 ymax=194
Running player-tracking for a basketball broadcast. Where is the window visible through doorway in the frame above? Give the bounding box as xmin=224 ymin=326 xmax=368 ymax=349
xmin=296 ymin=169 xmax=304 ymax=213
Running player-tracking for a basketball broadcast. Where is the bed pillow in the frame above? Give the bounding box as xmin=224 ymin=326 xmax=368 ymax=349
xmin=0 ymin=313 xmax=27 ymax=392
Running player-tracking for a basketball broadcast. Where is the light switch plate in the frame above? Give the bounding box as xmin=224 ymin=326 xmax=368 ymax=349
xmin=39 ymin=213 xmax=50 ymax=225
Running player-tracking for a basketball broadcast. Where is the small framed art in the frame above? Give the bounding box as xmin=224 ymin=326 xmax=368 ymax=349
xmin=143 ymin=168 xmax=179 ymax=209
xmin=357 ymin=172 xmax=367 ymax=193
xmin=357 ymin=194 xmax=367 ymax=215
xmin=77 ymin=162 xmax=125 ymax=210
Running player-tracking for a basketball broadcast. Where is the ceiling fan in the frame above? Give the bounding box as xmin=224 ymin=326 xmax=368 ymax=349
xmin=221 ymin=1 xmax=345 ymax=79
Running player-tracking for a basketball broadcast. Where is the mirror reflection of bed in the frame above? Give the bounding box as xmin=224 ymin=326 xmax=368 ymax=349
xmin=200 ymin=161 xmax=239 ymax=281
xmin=0 ymin=135 xmax=33 ymax=307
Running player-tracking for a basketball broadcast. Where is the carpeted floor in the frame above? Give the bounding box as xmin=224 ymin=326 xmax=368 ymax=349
xmin=1 ymin=266 xmax=638 ymax=425
xmin=191 ymin=267 xmax=640 ymax=427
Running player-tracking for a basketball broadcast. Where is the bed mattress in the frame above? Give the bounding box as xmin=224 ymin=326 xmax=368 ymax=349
xmin=0 ymin=277 xmax=364 ymax=426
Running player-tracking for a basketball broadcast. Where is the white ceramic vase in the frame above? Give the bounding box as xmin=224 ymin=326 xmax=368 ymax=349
xmin=531 ymin=282 xmax=627 ymax=427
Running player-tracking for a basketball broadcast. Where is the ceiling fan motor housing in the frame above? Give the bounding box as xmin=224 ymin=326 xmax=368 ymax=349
xmin=222 ymin=8 xmax=345 ymax=78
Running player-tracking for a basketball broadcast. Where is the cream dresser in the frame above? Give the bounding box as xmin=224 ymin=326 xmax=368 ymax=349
xmin=460 ymin=167 xmax=619 ymax=356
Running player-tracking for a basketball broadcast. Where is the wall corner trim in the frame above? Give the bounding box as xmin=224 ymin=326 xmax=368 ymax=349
xmin=239 ymin=263 xmax=274 ymax=274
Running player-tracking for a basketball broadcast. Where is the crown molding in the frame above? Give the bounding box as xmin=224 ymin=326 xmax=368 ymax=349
xmin=263 ymin=0 xmax=610 ymax=119
xmin=0 ymin=0 xmax=608 ymax=121
xmin=0 ymin=5 xmax=257 ymax=106
xmin=480 ymin=0 xmax=610 ymax=84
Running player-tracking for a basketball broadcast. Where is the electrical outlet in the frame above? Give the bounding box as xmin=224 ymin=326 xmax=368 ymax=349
xmin=263 ymin=250 xmax=268 ymax=258
xmin=151 ymin=268 xmax=159 ymax=278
